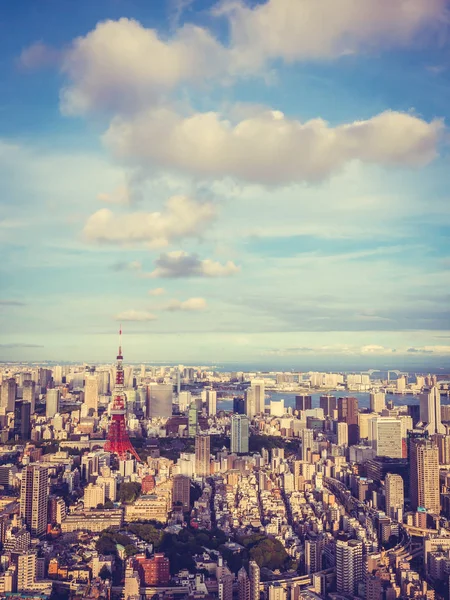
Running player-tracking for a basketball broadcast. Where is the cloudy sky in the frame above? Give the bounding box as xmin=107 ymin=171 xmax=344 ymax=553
xmin=1 ymin=0 xmax=450 ymax=367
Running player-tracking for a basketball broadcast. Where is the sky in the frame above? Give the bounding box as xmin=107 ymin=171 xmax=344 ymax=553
xmin=1 ymin=0 xmax=450 ymax=368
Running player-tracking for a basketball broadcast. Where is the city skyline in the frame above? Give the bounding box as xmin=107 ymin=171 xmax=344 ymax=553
xmin=1 ymin=0 xmax=450 ymax=364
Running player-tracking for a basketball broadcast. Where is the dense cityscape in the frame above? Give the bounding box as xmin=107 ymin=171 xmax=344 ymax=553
xmin=0 ymin=335 xmax=449 ymax=600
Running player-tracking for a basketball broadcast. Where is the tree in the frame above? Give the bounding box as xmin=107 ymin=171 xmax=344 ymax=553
xmin=99 ymin=565 xmax=112 ymax=580
xmin=97 ymin=503 xmax=104 ymax=509
xmin=104 ymin=499 xmax=114 ymax=509
xmin=118 ymin=482 xmax=141 ymax=504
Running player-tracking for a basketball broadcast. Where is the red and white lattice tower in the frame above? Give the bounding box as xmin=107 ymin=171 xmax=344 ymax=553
xmin=104 ymin=327 xmax=140 ymax=461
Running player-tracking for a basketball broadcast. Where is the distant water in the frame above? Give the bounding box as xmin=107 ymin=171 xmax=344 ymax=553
xmin=218 ymin=390 xmax=424 ymax=411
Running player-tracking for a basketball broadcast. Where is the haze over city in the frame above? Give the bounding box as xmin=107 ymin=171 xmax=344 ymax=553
xmin=1 ymin=0 xmax=450 ymax=366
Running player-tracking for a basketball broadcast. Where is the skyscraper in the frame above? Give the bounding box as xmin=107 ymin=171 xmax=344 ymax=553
xmin=233 ymin=397 xmax=245 ymax=414
xmin=231 ymin=414 xmax=249 ymax=454
xmin=301 ymin=428 xmax=314 ymax=460
xmin=305 ymin=533 xmax=324 ymax=574
xmin=249 ymin=560 xmax=260 ymax=600
xmin=385 ymin=473 xmax=404 ymax=521
xmin=370 ymin=392 xmax=386 ymax=414
xmin=206 ymin=389 xmax=217 ymax=416
xmin=369 ymin=417 xmax=403 ymax=458
xmin=195 ymin=435 xmax=210 ymax=477
xmin=84 ymin=374 xmax=99 ymax=414
xmin=22 ymin=380 xmax=36 ymax=414
xmin=337 ymin=422 xmax=348 ymax=447
xmin=46 ymin=389 xmax=60 ymax=418
xmin=188 ymin=404 xmax=198 ymax=436
xmin=336 ymin=538 xmax=363 ymax=595
xmin=178 ymin=391 xmax=191 ymax=413
xmin=173 ymin=474 xmax=190 ymax=510
xmin=251 ymin=379 xmax=265 ymax=414
xmin=319 ymin=395 xmax=336 ymax=417
xmin=419 ymin=386 xmax=445 ymax=435
xmin=295 ymin=395 xmax=312 ymax=412
xmin=20 ymin=465 xmax=48 ymax=536
xmin=338 ymin=397 xmax=359 ymax=445
xmin=410 ymin=438 xmax=440 ymax=514
xmin=238 ymin=567 xmax=250 ymax=600
xmin=16 ymin=551 xmax=37 ymax=592
xmin=1 ymin=378 xmax=16 ymax=412
xmin=148 ymin=384 xmax=173 ymax=419
xmin=14 ymin=401 xmax=31 ymax=440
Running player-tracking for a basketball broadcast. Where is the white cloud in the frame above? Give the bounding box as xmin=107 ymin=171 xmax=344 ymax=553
xmin=97 ymin=185 xmax=131 ymax=205
xmin=219 ymin=0 xmax=447 ymax=68
xmin=60 ymin=18 xmax=227 ymax=115
xmin=104 ymin=108 xmax=443 ymax=184
xmin=83 ymin=195 xmax=216 ymax=246
xmin=115 ymin=310 xmax=157 ymax=321
xmin=19 ymin=42 xmax=60 ymax=69
xmin=149 ymin=287 xmax=166 ymax=296
xmin=166 ymin=297 xmax=207 ymax=311
xmin=148 ymin=250 xmax=240 ymax=278
xmin=407 ymin=345 xmax=450 ymax=354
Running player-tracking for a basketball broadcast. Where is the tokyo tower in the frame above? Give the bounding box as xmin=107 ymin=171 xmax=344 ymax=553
xmin=104 ymin=328 xmax=140 ymax=461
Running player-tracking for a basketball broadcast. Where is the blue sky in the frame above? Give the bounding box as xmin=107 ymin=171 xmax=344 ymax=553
xmin=1 ymin=0 xmax=450 ymax=367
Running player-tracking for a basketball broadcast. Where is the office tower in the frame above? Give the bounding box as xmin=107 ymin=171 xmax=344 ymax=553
xmin=178 ymin=391 xmax=191 ymax=413
xmin=238 ymin=567 xmax=250 ymax=600
xmin=173 ymin=474 xmax=190 ymax=510
xmin=408 ymin=404 xmax=421 ymax=427
xmin=249 ymin=560 xmax=260 ymax=600
xmin=16 ymin=551 xmax=36 ymax=591
xmin=231 ymin=414 xmax=249 ymax=454
xmin=206 ymin=389 xmax=217 ymax=416
xmin=1 ymin=378 xmax=16 ymax=412
xmin=84 ymin=483 xmax=105 ymax=509
xmin=336 ymin=539 xmax=363 ymax=595
xmin=20 ymin=464 xmax=48 ymax=536
xmin=46 ymin=389 xmax=60 ymax=418
xmin=104 ymin=330 xmax=140 ymax=461
xmin=14 ymin=401 xmax=31 ymax=440
xmin=305 ymin=534 xmax=324 ymax=574
xmin=320 ymin=395 xmax=336 ymax=417
xmin=84 ymin=374 xmax=99 ymax=414
xmin=370 ymin=392 xmax=385 ymax=414
xmin=195 ymin=435 xmax=210 ymax=477
xmin=96 ymin=472 xmax=117 ymax=502
xmin=433 ymin=433 xmax=450 ymax=465
xmin=98 ymin=370 xmax=110 ymax=395
xmin=300 ymin=428 xmax=314 ymax=460
xmin=148 ymin=383 xmax=173 ymax=419
xmin=358 ymin=411 xmax=377 ymax=440
xmin=369 ymin=417 xmax=402 ymax=458
xmin=419 ymin=386 xmax=445 ymax=435
xmin=251 ymin=379 xmax=265 ymax=414
xmin=338 ymin=397 xmax=359 ymax=445
xmin=188 ymin=404 xmax=198 ymax=436
xmin=410 ymin=439 xmax=440 ymax=514
xmin=22 ymin=381 xmax=36 ymax=414
xmin=385 ymin=473 xmax=404 ymax=521
xmin=245 ymin=387 xmax=256 ymax=419
xmin=268 ymin=583 xmax=286 ymax=600
xmin=337 ymin=422 xmax=348 ymax=447
xmin=233 ymin=397 xmax=245 ymax=414
xmin=296 ymin=395 xmax=312 ymax=412
xmin=53 ymin=365 xmax=63 ymax=385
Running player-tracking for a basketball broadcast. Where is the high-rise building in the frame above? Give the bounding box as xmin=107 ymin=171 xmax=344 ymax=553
xmin=178 ymin=391 xmax=191 ymax=413
xmin=338 ymin=397 xmax=359 ymax=445
xmin=369 ymin=417 xmax=403 ymax=458
xmin=301 ymin=428 xmax=314 ymax=460
xmin=336 ymin=538 xmax=363 ymax=595
xmin=433 ymin=433 xmax=450 ymax=465
xmin=206 ymin=389 xmax=217 ymax=416
xmin=251 ymin=379 xmax=265 ymax=414
xmin=419 ymin=387 xmax=445 ymax=435
xmin=337 ymin=422 xmax=348 ymax=447
xmin=148 ymin=384 xmax=173 ymax=419
xmin=366 ymin=574 xmax=383 ymax=600
xmin=385 ymin=473 xmax=404 ymax=521
xmin=319 ymin=395 xmax=336 ymax=417
xmin=173 ymin=474 xmax=190 ymax=510
xmin=16 ymin=550 xmax=36 ymax=591
xmin=370 ymin=392 xmax=386 ymax=414
xmin=22 ymin=380 xmax=36 ymax=414
xmin=84 ymin=374 xmax=99 ymax=414
xmin=20 ymin=465 xmax=48 ymax=536
xmin=249 ymin=560 xmax=260 ymax=600
xmin=84 ymin=483 xmax=105 ymax=509
xmin=195 ymin=435 xmax=210 ymax=477
xmin=410 ymin=439 xmax=440 ymax=514
xmin=231 ymin=414 xmax=249 ymax=454
xmin=305 ymin=534 xmax=324 ymax=574
xmin=188 ymin=404 xmax=198 ymax=436
xmin=238 ymin=567 xmax=250 ymax=600
xmin=14 ymin=401 xmax=31 ymax=440
xmin=219 ymin=571 xmax=234 ymax=600
xmin=295 ymin=395 xmax=312 ymax=412
xmin=268 ymin=583 xmax=286 ymax=600
xmin=1 ymin=378 xmax=16 ymax=412
xmin=46 ymin=389 xmax=60 ymax=418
